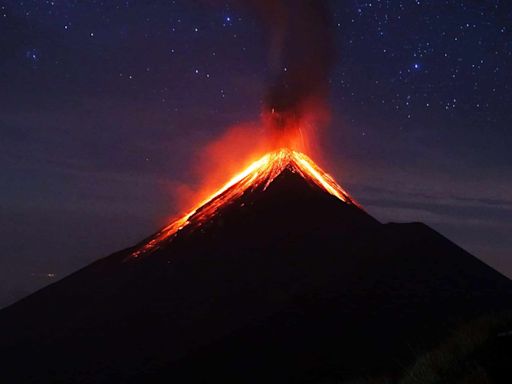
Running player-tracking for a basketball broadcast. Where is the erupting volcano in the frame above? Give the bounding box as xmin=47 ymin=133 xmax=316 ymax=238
xmin=1 ymin=1 xmax=511 ymax=382
xmin=1 ymin=136 xmax=511 ymax=382
xmin=132 ymin=148 xmax=358 ymax=258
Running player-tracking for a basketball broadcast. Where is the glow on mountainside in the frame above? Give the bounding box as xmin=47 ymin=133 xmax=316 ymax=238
xmin=131 ymin=148 xmax=357 ymax=258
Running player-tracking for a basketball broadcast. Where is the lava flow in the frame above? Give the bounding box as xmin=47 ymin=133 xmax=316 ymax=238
xmin=131 ymin=148 xmax=357 ymax=258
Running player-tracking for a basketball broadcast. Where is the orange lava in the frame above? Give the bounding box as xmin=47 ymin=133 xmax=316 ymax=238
xmin=131 ymin=148 xmax=357 ymax=258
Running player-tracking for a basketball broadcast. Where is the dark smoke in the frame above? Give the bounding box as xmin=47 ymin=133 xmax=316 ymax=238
xmin=201 ymin=0 xmax=335 ymax=134
xmin=249 ymin=0 xmax=335 ymax=120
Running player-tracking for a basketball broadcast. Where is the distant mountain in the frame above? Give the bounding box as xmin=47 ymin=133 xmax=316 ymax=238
xmin=1 ymin=150 xmax=510 ymax=383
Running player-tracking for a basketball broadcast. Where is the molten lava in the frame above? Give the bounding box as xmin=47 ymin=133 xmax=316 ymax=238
xmin=131 ymin=148 xmax=357 ymax=258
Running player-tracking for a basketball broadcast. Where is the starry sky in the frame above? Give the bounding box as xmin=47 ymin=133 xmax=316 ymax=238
xmin=1 ymin=0 xmax=511 ymax=308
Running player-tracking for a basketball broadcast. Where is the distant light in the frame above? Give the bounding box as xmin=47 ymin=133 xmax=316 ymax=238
xmin=413 ymin=63 xmax=420 ymax=70
xmin=226 ymin=16 xmax=231 ymax=22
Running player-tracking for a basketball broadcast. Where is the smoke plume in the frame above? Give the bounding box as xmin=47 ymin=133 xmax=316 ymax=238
xmin=248 ymin=0 xmax=335 ymax=123
xmin=201 ymin=0 xmax=336 ymax=149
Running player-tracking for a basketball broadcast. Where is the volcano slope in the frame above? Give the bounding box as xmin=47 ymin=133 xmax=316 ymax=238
xmin=1 ymin=155 xmax=511 ymax=383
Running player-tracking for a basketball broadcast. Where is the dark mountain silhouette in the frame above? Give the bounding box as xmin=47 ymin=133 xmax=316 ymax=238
xmin=1 ymin=164 xmax=511 ymax=383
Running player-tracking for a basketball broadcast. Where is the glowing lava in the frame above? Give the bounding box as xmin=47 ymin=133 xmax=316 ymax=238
xmin=131 ymin=148 xmax=357 ymax=258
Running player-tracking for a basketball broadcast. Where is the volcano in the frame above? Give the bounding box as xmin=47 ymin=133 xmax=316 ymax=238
xmin=0 ymin=149 xmax=511 ymax=383
xmin=131 ymin=148 xmax=361 ymax=258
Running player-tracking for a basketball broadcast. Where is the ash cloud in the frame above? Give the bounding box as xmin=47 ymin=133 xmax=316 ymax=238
xmin=249 ymin=0 xmax=335 ymax=118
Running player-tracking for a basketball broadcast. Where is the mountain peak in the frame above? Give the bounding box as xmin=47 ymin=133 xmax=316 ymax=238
xmin=131 ymin=148 xmax=359 ymax=258
xmin=2 ymin=151 xmax=511 ymax=383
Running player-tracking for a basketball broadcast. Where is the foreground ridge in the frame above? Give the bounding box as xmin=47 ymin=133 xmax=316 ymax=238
xmin=131 ymin=148 xmax=357 ymax=257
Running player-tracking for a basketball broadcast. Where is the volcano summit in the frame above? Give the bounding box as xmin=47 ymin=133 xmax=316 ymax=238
xmin=131 ymin=148 xmax=359 ymax=258
xmin=0 ymin=150 xmax=511 ymax=383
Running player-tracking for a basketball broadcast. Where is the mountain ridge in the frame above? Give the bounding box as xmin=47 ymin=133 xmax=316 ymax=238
xmin=0 ymin=162 xmax=510 ymax=383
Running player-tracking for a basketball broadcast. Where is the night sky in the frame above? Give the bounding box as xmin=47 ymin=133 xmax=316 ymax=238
xmin=1 ymin=0 xmax=511 ymax=308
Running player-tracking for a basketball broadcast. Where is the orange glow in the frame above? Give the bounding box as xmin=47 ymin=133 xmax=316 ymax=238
xmin=131 ymin=148 xmax=358 ymax=258
xmin=170 ymin=106 xmax=325 ymax=219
